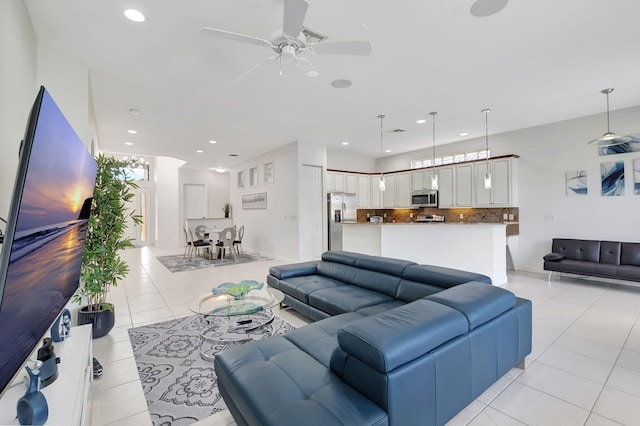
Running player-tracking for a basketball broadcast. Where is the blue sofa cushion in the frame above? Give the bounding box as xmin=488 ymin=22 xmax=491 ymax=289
xmin=316 ymin=262 xmax=401 ymax=297
xmin=355 ymin=300 xmax=406 ymax=316
xmin=279 ymin=275 xmax=346 ymax=304
xmin=426 ymin=282 xmax=515 ymax=330
xmin=402 ymin=264 xmax=492 ymax=288
xmin=214 ymin=335 xmax=388 ymax=426
xmin=321 ymin=250 xmax=365 ymax=266
xmin=354 ymin=255 xmax=416 ymax=276
xmin=395 ymin=279 xmax=447 ymax=302
xmin=269 ymin=261 xmax=319 ymax=279
xmin=309 ymin=286 xmax=394 ymax=316
xmin=334 ymin=299 xmax=468 ymax=373
xmin=285 ymin=312 xmax=365 ymax=367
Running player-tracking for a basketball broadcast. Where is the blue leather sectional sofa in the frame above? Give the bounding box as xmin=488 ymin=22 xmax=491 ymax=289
xmin=214 ymin=251 xmax=532 ymax=426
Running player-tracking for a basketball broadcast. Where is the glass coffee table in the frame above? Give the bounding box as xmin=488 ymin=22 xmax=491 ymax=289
xmin=188 ymin=285 xmax=284 ymax=361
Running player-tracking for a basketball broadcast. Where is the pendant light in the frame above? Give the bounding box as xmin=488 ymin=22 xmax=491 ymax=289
xmin=378 ymin=114 xmax=386 ymax=191
xmin=429 ymin=112 xmax=438 ymax=190
xmin=587 ymin=88 xmax=633 ymax=147
xmin=482 ymin=108 xmax=492 ymax=189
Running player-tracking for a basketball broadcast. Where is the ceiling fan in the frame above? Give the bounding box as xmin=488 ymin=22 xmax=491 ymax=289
xmin=199 ymin=0 xmax=372 ymax=78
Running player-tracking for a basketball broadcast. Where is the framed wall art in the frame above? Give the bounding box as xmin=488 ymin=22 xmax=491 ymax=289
xmin=242 ymin=192 xmax=267 ymax=209
xmin=566 ymin=170 xmax=587 ymax=196
xmin=600 ymin=161 xmax=624 ymax=196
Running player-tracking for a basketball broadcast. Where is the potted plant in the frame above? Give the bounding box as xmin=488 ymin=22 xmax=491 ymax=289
xmin=73 ymin=154 xmax=141 ymax=338
xmin=223 ymin=203 xmax=231 ymax=218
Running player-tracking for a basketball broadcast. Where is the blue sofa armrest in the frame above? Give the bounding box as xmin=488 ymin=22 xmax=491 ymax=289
xmin=269 ymin=261 xmax=319 ymax=279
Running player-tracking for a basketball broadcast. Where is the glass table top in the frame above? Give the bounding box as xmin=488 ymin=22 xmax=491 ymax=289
xmin=188 ymin=286 xmax=284 ymax=317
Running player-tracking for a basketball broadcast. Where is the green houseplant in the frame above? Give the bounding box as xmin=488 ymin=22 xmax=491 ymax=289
xmin=223 ymin=203 xmax=232 ymax=218
xmin=73 ymin=154 xmax=141 ymax=338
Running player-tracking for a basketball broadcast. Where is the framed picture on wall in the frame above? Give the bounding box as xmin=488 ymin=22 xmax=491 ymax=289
xmin=566 ymin=170 xmax=587 ymax=196
xmin=600 ymin=161 xmax=624 ymax=196
xmin=264 ymin=161 xmax=274 ymax=184
xmin=242 ymin=192 xmax=267 ymax=209
xmin=634 ymin=158 xmax=640 ymax=195
xmin=237 ymin=171 xmax=244 ymax=188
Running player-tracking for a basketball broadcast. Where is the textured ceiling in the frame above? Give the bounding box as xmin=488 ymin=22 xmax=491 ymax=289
xmin=24 ymin=0 xmax=640 ymax=170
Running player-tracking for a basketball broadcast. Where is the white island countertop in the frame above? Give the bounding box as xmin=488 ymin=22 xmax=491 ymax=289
xmin=342 ymin=222 xmax=507 ymax=285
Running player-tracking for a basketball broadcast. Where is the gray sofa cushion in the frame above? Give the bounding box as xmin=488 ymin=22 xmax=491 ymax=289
xmin=551 ymin=238 xmax=601 ymax=262
xmin=600 ymin=241 xmax=621 ymax=265
xmin=617 ymin=264 xmax=640 ymax=281
xmin=621 ymin=243 xmax=640 ymax=266
xmin=543 ymin=253 xmax=565 ymax=262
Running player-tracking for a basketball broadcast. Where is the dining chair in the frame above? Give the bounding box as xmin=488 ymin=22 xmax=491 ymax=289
xmin=183 ymin=227 xmax=193 ymax=258
xmin=216 ymin=227 xmax=237 ymax=264
xmin=233 ymin=225 xmax=245 ymax=256
xmin=189 ymin=228 xmax=212 ymax=260
xmin=194 ymin=225 xmax=207 ymax=241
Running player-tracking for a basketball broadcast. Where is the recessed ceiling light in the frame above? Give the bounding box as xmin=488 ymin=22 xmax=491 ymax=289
xmin=128 ymin=108 xmax=140 ymax=116
xmin=196 ymin=150 xmax=204 ymax=153
xmin=209 ymin=140 xmax=217 ymax=144
xmin=331 ymin=79 xmax=352 ymax=89
xmin=124 ymin=9 xmax=145 ymax=22
xmin=124 ymin=142 xmax=133 ymax=146
xmin=127 ymin=129 xmax=137 ymax=134
xmin=214 ymin=167 xmax=228 ymax=173
xmin=416 ymin=119 xmax=426 ymax=124
xmin=460 ymin=132 xmax=469 ymax=137
xmin=470 ymin=0 xmax=508 ymax=17
xmin=341 ymin=141 xmax=349 ymax=146
xmin=306 ymin=70 xmax=320 ymax=78
xmin=385 ymin=149 xmax=392 ymax=153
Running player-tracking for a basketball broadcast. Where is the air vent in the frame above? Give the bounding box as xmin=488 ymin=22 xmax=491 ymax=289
xmin=302 ymin=27 xmax=328 ymax=43
xmin=229 ymin=154 xmax=238 ymax=157
xmin=391 ymin=128 xmax=406 ymax=133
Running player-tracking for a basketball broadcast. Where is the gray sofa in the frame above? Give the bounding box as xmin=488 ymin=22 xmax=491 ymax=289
xmin=544 ymin=238 xmax=640 ymax=283
xmin=214 ymin=251 xmax=532 ymax=426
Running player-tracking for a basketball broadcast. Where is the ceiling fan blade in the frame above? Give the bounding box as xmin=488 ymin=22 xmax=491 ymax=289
xmin=236 ymin=56 xmax=279 ymax=80
xmin=283 ymin=0 xmax=309 ymax=37
xmin=311 ymin=41 xmax=372 ymax=56
xmin=199 ymin=27 xmax=274 ymax=48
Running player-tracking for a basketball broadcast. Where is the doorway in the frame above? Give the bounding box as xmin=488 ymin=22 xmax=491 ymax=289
xmin=124 ymin=188 xmax=150 ymax=246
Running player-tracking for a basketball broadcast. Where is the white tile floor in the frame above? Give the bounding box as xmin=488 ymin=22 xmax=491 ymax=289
xmin=89 ymin=246 xmax=640 ymax=425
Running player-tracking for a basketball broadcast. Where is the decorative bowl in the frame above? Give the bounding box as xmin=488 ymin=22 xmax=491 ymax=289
xmin=212 ymin=280 xmax=263 ymax=300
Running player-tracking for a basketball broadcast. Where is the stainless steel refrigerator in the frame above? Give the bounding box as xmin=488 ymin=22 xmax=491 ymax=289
xmin=327 ymin=192 xmax=357 ymax=250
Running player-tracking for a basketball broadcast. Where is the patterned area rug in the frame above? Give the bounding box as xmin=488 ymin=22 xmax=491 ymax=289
xmin=156 ymin=252 xmax=272 ymax=273
xmin=128 ymin=314 xmax=295 ymax=425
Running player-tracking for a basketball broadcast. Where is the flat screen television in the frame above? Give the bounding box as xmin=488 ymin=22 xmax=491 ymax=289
xmin=0 ymin=86 xmax=97 ymax=396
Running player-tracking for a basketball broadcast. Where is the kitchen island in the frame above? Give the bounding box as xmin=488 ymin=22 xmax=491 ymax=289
xmin=342 ymin=222 xmax=507 ymax=285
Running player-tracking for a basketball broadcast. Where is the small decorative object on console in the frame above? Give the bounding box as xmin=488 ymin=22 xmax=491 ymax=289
xmin=212 ymin=280 xmax=264 ymax=300
xmin=16 ymin=361 xmax=48 ymax=425
xmin=50 ymin=308 xmax=71 ymax=342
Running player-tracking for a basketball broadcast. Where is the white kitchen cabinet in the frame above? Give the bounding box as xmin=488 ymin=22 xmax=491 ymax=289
xmin=455 ymin=163 xmax=474 ymax=206
xmin=411 ymin=169 xmax=426 ymax=191
xmin=357 ymin=175 xmax=370 ymax=208
xmin=382 ymin=173 xmax=397 ymax=208
xmin=473 ymin=157 xmax=516 ymax=207
xmin=438 ymin=167 xmax=455 ymax=208
xmin=396 ymin=172 xmax=412 ymax=207
xmin=370 ymin=175 xmax=383 ymax=208
xmin=345 ymin=173 xmax=357 ymax=194
xmin=327 ymin=172 xmax=345 ymax=192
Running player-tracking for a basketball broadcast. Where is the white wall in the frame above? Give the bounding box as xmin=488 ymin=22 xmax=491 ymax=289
xmin=374 ymin=106 xmax=640 ymax=273
xmin=230 ymin=142 xmax=300 ymax=262
xmin=327 ymin=150 xmax=376 ymax=172
xmin=0 ymin=0 xmax=37 ymax=218
xmin=155 ymin=156 xmax=186 ymax=247
xmin=179 ymin=168 xmax=230 ymax=226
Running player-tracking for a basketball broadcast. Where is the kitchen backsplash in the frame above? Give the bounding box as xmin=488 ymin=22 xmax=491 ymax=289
xmin=357 ymin=207 xmax=520 ymax=236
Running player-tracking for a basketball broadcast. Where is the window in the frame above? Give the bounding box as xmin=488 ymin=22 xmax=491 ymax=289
xmin=237 ymin=171 xmax=245 ymax=188
xmin=264 ymin=161 xmax=274 ymax=184
xmin=411 ymin=149 xmax=491 ymax=169
xmin=249 ymin=167 xmax=258 ymax=186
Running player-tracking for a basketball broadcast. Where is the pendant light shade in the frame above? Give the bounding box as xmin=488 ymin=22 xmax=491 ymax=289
xmin=378 ymin=114 xmax=386 ymax=192
xmin=587 ymin=88 xmax=633 ymax=147
xmin=430 ymin=112 xmax=438 ymax=190
xmin=482 ymin=108 xmax=492 ymax=189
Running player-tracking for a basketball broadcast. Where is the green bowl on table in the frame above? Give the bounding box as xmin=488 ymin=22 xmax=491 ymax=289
xmin=212 ymin=280 xmax=264 ymax=300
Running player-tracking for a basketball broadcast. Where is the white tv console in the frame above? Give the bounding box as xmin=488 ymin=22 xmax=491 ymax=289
xmin=0 ymin=324 xmax=93 ymax=425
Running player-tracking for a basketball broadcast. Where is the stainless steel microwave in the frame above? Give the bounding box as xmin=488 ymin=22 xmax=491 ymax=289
xmin=411 ymin=190 xmax=438 ymax=207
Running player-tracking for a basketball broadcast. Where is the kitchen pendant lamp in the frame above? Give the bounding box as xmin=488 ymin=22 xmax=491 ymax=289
xmin=430 ymin=112 xmax=438 ymax=190
xmin=482 ymin=108 xmax=492 ymax=189
xmin=378 ymin=114 xmax=386 ymax=191
xmin=587 ymin=88 xmax=633 ymax=147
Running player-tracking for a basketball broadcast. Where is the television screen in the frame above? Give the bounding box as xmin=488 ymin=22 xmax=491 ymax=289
xmin=0 ymin=86 xmax=97 ymax=395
